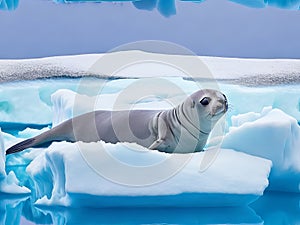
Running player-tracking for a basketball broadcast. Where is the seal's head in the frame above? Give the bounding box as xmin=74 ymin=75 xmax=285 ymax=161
xmin=185 ymin=89 xmax=228 ymax=134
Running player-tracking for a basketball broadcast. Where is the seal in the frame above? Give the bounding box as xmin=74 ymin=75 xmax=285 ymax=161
xmin=6 ymin=89 xmax=228 ymax=154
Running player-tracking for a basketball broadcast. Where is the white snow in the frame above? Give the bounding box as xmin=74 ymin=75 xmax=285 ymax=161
xmin=0 ymin=52 xmax=300 ymax=81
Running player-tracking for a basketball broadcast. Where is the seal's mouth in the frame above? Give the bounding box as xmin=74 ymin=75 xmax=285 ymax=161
xmin=215 ymin=108 xmax=226 ymax=116
xmin=210 ymin=110 xmax=224 ymax=118
xmin=223 ymin=94 xmax=228 ymax=111
xmin=213 ymin=94 xmax=228 ymax=117
xmin=209 ymin=104 xmax=228 ymax=118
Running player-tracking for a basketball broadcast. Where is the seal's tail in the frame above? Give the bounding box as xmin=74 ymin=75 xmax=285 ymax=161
xmin=6 ymin=128 xmax=63 ymax=155
xmin=6 ymin=118 xmax=76 ymax=155
xmin=6 ymin=138 xmax=37 ymax=155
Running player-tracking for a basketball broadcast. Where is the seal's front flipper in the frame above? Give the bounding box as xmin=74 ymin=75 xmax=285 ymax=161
xmin=149 ymin=113 xmax=168 ymax=150
xmin=149 ymin=139 xmax=164 ymax=150
xmin=6 ymin=138 xmax=36 ymax=155
xmin=149 ymin=140 xmax=162 ymax=150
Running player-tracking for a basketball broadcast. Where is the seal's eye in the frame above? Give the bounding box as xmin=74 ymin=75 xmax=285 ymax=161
xmin=200 ymin=97 xmax=210 ymax=106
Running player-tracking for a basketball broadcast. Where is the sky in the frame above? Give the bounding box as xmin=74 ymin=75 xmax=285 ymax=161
xmin=0 ymin=0 xmax=299 ymax=59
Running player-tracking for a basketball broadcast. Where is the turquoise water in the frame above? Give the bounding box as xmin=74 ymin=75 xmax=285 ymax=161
xmin=0 ymin=192 xmax=298 ymax=225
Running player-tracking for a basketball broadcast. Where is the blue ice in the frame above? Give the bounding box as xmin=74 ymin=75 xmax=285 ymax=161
xmin=1 ymin=0 xmax=300 ymax=15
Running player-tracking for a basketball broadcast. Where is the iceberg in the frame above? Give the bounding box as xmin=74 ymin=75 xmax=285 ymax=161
xmin=222 ymin=107 xmax=300 ymax=192
xmin=25 ymin=141 xmax=271 ymax=207
xmin=0 ymin=81 xmax=53 ymax=125
xmin=2 ymin=0 xmax=300 ymax=13
xmin=220 ymin=84 xmax=300 ymax=125
xmin=62 ymin=0 xmax=300 ymax=11
xmin=267 ymin=0 xmax=300 ymax=9
xmin=0 ymin=77 xmax=101 ymax=125
xmin=231 ymin=0 xmax=300 ymax=9
xmin=0 ymin=0 xmax=18 ymax=10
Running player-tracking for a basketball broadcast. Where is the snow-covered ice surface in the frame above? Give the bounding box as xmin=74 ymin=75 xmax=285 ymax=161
xmin=0 ymin=52 xmax=300 ymax=84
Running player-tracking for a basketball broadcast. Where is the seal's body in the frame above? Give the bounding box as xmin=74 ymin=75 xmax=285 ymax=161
xmin=6 ymin=89 xmax=228 ymax=154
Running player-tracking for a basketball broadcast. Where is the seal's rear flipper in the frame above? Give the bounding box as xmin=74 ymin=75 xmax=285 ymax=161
xmin=6 ymin=138 xmax=35 ymax=155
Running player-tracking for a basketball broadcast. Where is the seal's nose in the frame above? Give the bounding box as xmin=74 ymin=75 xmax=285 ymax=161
xmin=223 ymin=94 xmax=228 ymax=111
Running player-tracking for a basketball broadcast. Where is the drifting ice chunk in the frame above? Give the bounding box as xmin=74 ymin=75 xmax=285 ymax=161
xmin=0 ymin=85 xmax=52 ymax=124
xmin=26 ymin=141 xmax=271 ymax=207
xmin=222 ymin=107 xmax=300 ymax=192
xmin=0 ymin=129 xmax=30 ymax=194
xmin=220 ymin=85 xmax=300 ymax=126
xmin=51 ymin=89 xmax=89 ymax=126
